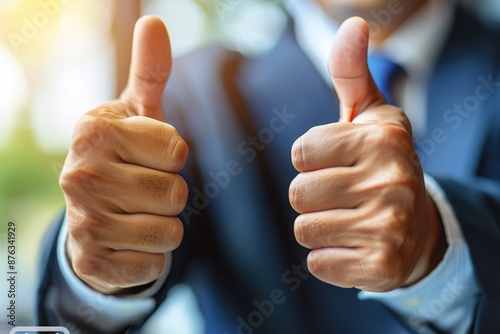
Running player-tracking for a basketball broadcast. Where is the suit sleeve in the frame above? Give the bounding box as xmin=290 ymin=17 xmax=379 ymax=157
xmin=36 ymin=213 xmax=171 ymax=334
xmin=435 ymin=176 xmax=500 ymax=333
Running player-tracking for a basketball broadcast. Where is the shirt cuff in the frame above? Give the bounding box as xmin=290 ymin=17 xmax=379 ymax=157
xmin=358 ymin=174 xmax=479 ymax=334
xmin=57 ymin=217 xmax=171 ymax=327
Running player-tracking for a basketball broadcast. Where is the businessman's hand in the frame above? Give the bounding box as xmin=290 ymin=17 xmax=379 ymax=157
xmin=60 ymin=16 xmax=188 ymax=294
xmin=289 ymin=18 xmax=447 ymax=292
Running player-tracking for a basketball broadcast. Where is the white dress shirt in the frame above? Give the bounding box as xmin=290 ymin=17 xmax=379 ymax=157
xmin=57 ymin=1 xmax=480 ymax=333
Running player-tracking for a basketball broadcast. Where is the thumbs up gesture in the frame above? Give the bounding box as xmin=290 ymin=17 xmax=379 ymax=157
xmin=289 ymin=18 xmax=447 ymax=291
xmin=60 ymin=16 xmax=188 ymax=294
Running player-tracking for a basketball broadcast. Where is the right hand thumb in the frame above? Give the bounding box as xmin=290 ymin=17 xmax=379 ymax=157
xmin=121 ymin=15 xmax=172 ymax=121
xmin=328 ymin=17 xmax=384 ymax=122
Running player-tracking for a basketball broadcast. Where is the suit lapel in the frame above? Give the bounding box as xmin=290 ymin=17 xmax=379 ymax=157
xmin=423 ymin=7 xmax=499 ymax=178
xmin=237 ymin=21 xmax=338 ymax=204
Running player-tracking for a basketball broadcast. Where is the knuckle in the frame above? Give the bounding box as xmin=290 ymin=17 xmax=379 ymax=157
xmin=373 ymin=207 xmax=408 ymax=250
xmin=387 ymin=124 xmax=412 ymax=148
xmin=165 ymin=218 xmax=184 ymax=251
xmin=137 ymin=171 xmax=166 ymax=193
xmin=72 ymin=253 xmax=103 ymax=279
xmin=401 ymin=171 xmax=420 ymax=194
xmin=136 ymin=222 xmax=162 ymax=248
xmin=306 ymin=251 xmax=322 ymax=276
xmin=145 ymin=254 xmax=167 ymax=281
xmin=370 ymin=253 xmax=392 ymax=282
xmin=169 ymin=175 xmax=189 ymax=214
xmin=371 ymin=251 xmax=406 ymax=289
xmin=289 ymin=175 xmax=307 ymax=213
xmin=68 ymin=216 xmax=104 ymax=246
xmin=294 ymin=216 xmax=314 ymax=248
xmin=72 ymin=112 xmax=116 ymax=158
xmin=117 ymin=254 xmax=165 ymax=287
xmin=376 ymin=166 xmax=418 ymax=206
xmin=388 ymin=159 xmax=420 ymax=188
xmin=388 ymin=204 xmax=412 ymax=233
xmin=367 ymin=123 xmax=410 ymax=149
xmin=393 ymin=109 xmax=412 ymax=134
xmin=380 ymin=187 xmax=414 ymax=229
xmin=58 ymin=167 xmax=72 ymax=194
xmin=367 ymin=124 xmax=390 ymax=147
xmin=143 ymin=217 xmax=183 ymax=252
xmin=60 ymin=166 xmax=103 ymax=196
xmin=291 ymin=137 xmax=307 ymax=171
xmin=170 ymin=135 xmax=189 ymax=172
xmin=291 ymin=126 xmax=324 ymax=172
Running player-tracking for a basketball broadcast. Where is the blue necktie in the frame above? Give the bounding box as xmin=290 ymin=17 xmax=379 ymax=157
xmin=368 ymin=53 xmax=403 ymax=105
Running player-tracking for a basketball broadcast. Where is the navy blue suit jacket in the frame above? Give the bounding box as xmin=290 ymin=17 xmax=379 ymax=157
xmin=38 ymin=6 xmax=500 ymax=334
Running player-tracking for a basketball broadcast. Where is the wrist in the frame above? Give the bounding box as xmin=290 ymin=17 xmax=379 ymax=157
xmin=66 ymin=236 xmax=165 ymax=295
xmin=404 ymin=192 xmax=448 ymax=286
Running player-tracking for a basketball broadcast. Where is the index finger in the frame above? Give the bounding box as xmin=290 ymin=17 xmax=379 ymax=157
xmin=114 ymin=115 xmax=188 ymax=173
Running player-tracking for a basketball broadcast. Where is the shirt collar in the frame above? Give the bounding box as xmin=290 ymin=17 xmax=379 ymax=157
xmin=286 ymin=0 xmax=455 ymax=85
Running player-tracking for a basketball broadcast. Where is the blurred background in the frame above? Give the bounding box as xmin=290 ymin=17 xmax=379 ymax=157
xmin=0 ymin=0 xmax=498 ymax=333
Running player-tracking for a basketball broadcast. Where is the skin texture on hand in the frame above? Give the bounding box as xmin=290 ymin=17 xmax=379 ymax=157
xmin=60 ymin=16 xmax=188 ymax=295
xmin=289 ymin=17 xmax=447 ymax=292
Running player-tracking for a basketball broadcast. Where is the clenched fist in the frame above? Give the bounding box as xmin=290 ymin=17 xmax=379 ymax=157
xmin=289 ymin=18 xmax=447 ymax=292
xmin=60 ymin=16 xmax=188 ymax=294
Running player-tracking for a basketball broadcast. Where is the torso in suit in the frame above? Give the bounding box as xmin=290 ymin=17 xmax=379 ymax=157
xmin=38 ymin=5 xmax=500 ymax=334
